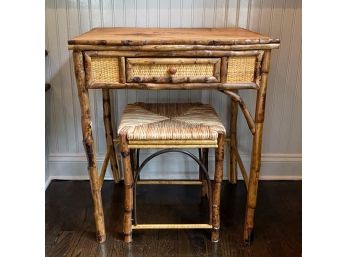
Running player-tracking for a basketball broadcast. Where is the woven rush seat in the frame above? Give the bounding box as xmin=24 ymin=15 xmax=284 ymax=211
xmin=118 ymin=103 xmax=226 ymax=144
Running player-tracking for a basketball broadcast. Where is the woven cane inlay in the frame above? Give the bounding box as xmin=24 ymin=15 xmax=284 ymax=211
xmin=131 ymin=64 xmax=214 ymax=77
xmin=91 ymin=57 xmax=120 ymax=83
xmin=118 ymin=103 xmax=226 ymax=141
xmin=227 ymin=56 xmax=256 ymax=83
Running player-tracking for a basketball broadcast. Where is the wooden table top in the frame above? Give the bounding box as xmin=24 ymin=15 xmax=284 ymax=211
xmin=68 ymin=27 xmax=279 ymax=46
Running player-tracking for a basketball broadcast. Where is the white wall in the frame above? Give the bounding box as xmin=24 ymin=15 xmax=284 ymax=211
xmin=45 ymin=89 xmax=50 ymax=186
xmin=45 ymin=0 xmax=302 ymax=186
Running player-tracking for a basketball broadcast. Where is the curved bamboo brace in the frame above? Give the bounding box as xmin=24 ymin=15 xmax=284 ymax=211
xmin=220 ymin=90 xmax=256 ymax=134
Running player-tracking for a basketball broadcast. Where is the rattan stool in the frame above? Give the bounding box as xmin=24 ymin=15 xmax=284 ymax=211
xmin=117 ymin=102 xmax=225 ymax=243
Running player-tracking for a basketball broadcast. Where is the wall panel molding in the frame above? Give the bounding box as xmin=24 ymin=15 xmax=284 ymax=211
xmin=46 ymin=152 xmax=302 ymax=189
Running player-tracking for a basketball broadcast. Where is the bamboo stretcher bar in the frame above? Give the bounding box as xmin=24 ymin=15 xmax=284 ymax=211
xmin=132 ymin=224 xmax=212 ymax=230
xmin=137 ymin=180 xmax=202 ymax=185
xmin=99 ymin=146 xmax=111 ymax=187
xmin=87 ymin=82 xmax=258 ymax=90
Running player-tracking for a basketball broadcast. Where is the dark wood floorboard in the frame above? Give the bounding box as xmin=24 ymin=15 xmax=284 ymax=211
xmin=46 ymin=180 xmax=301 ymax=257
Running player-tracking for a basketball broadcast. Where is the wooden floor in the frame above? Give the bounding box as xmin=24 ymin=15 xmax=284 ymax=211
xmin=46 ymin=180 xmax=301 ymax=257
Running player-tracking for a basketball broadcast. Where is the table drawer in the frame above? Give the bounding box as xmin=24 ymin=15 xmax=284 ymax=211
xmin=126 ymin=58 xmax=221 ymax=83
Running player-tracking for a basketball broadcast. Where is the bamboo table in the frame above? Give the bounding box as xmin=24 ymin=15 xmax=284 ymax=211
xmin=68 ymin=28 xmax=280 ymax=243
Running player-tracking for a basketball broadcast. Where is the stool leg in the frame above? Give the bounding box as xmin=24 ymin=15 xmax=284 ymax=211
xmin=211 ymin=134 xmax=224 ymax=242
xmin=102 ymin=89 xmax=120 ymax=183
xmin=199 ymin=148 xmax=209 ymax=198
xmin=120 ymin=134 xmax=133 ymax=243
xmin=229 ymin=96 xmax=238 ymax=184
xmin=73 ymin=51 xmax=106 ymax=243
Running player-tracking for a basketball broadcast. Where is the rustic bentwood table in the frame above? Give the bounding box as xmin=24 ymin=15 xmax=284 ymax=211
xmin=68 ymin=28 xmax=280 ymax=244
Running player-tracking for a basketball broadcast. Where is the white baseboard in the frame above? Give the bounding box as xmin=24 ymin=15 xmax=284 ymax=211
xmin=46 ymin=151 xmax=301 ymax=190
xmin=45 ymin=176 xmax=52 ymax=190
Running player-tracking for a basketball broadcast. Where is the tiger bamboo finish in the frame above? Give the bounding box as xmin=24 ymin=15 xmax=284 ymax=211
xmin=102 ymin=89 xmax=120 ymax=183
xmin=72 ymin=51 xmax=106 ymax=243
xmin=243 ymin=50 xmax=271 ymax=242
xmin=229 ymin=95 xmax=238 ymax=184
xmin=88 ymin=82 xmax=259 ymax=90
xmin=119 ymin=134 xmax=134 ymax=243
xmin=69 ymin=28 xmax=279 ymax=244
xmin=211 ymin=134 xmax=225 ymax=242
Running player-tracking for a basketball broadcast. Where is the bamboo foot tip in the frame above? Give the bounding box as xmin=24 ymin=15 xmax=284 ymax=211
xmin=244 ymin=229 xmax=254 ymax=245
xmin=96 ymin=234 xmax=106 ymax=243
xmin=211 ymin=231 xmax=219 ymax=243
xmin=124 ymin=234 xmax=132 ymax=243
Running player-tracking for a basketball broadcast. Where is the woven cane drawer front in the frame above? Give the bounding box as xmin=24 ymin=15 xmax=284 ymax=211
xmin=226 ymin=53 xmax=263 ymax=83
xmin=126 ymin=58 xmax=221 ymax=83
xmin=89 ymin=57 xmax=120 ymax=84
xmin=227 ymin=56 xmax=256 ymax=83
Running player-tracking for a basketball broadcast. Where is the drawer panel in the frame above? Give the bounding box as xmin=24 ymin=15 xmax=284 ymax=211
xmin=227 ymin=56 xmax=257 ymax=83
xmin=126 ymin=58 xmax=221 ymax=83
xmin=225 ymin=51 xmax=264 ymax=84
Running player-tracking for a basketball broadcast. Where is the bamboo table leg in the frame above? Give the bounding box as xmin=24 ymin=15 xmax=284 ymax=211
xmin=229 ymin=94 xmax=238 ymax=184
xmin=211 ymin=134 xmax=224 ymax=242
xmin=119 ymin=134 xmax=134 ymax=243
xmin=243 ymin=50 xmax=271 ymax=243
xmin=73 ymin=51 xmax=106 ymax=243
xmin=102 ymin=89 xmax=120 ymax=183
